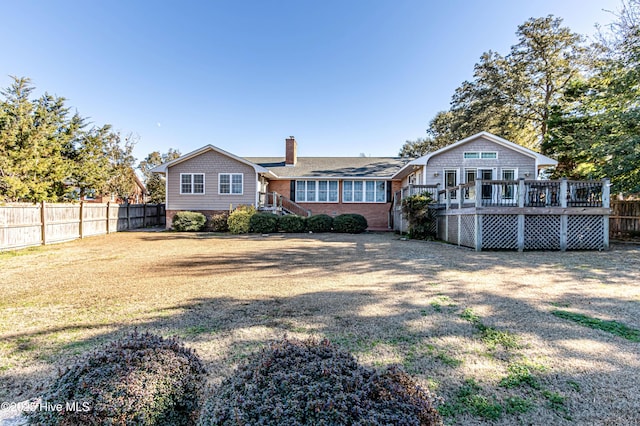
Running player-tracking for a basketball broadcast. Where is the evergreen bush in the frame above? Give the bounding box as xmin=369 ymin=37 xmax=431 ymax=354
xmin=333 ymin=213 xmax=368 ymax=233
xmin=26 ymin=331 xmax=206 ymax=426
xmin=278 ymin=214 xmax=307 ymax=232
xmin=307 ymin=214 xmax=334 ymax=232
xmin=172 ymin=211 xmax=206 ymax=232
xmin=227 ymin=205 xmax=256 ymax=234
xmin=198 ymin=337 xmax=442 ymax=426
xmin=401 ymin=193 xmax=435 ymax=239
xmin=249 ymin=213 xmax=279 ymax=233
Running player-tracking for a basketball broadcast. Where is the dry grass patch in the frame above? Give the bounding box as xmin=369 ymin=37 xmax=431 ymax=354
xmin=1 ymin=231 xmax=639 ymax=424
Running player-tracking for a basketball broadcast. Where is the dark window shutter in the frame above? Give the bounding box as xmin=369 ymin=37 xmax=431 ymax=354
xmin=386 ymin=181 xmax=392 ymax=202
xmin=290 ymin=181 xmax=296 ymax=201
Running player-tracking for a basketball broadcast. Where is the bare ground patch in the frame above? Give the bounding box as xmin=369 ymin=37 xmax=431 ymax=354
xmin=1 ymin=231 xmax=639 ymax=424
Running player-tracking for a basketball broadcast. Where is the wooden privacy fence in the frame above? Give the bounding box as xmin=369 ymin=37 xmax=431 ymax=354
xmin=0 ymin=202 xmax=165 ymax=251
xmin=610 ymin=200 xmax=640 ymax=239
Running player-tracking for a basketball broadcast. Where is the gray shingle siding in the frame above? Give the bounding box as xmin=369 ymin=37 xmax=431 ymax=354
xmin=167 ymin=150 xmax=257 ymax=211
xmin=423 ymin=137 xmax=536 ymax=186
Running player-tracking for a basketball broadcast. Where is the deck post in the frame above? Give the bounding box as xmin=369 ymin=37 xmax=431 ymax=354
xmin=560 ymin=215 xmax=568 ymax=251
xmin=458 ymin=186 xmax=463 ymax=209
xmin=475 ymin=180 xmax=482 ymax=208
xmin=518 ymin=179 xmax=525 ymax=208
xmin=445 ymin=188 xmax=451 ymax=209
xmin=517 ymin=214 xmax=524 ymax=252
xmin=603 ymin=178 xmax=610 ymax=249
xmin=560 ymin=178 xmax=568 ymax=208
xmin=475 ymin=214 xmax=482 ymax=251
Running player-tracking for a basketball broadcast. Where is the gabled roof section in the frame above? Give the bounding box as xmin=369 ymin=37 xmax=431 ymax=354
xmin=150 ymin=145 xmax=271 ymax=175
xmin=245 ymin=157 xmax=405 ymax=178
xmin=392 ymin=131 xmax=558 ymax=179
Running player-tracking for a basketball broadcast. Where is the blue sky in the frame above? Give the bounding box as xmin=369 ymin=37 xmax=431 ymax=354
xmin=1 ymin=0 xmax=621 ymax=162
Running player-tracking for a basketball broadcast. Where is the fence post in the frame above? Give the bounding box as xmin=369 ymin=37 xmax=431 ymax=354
xmin=40 ymin=201 xmax=47 ymax=246
xmin=79 ymin=201 xmax=84 ymax=239
xmin=106 ymin=202 xmax=111 ymax=234
xmin=560 ymin=178 xmax=568 ymax=251
xmin=126 ymin=202 xmax=131 ymax=230
xmin=143 ymin=203 xmax=147 ymax=228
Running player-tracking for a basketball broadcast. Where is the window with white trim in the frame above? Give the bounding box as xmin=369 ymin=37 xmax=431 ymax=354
xmin=219 ymin=173 xmax=243 ymax=194
xmin=296 ymin=180 xmax=338 ymax=202
xmin=343 ymin=180 xmax=386 ymax=203
xmin=180 ymin=173 xmax=205 ymax=194
xmin=463 ymin=151 xmax=498 ymax=159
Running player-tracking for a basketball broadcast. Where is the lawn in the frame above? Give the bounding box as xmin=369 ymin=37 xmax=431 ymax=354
xmin=1 ymin=231 xmax=639 ymax=425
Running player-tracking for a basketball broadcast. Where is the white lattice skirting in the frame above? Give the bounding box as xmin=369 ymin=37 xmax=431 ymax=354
xmin=438 ymin=212 xmax=607 ymax=251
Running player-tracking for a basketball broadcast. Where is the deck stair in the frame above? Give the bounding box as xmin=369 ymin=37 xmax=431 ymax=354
xmin=258 ymin=192 xmax=311 ymax=217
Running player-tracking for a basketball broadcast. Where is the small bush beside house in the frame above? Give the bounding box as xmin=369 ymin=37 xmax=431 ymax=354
xmin=401 ymin=193 xmax=435 ymax=240
xmin=26 ymin=331 xmax=206 ymax=426
xmin=307 ymin=214 xmax=334 ymax=232
xmin=333 ymin=213 xmax=368 ymax=233
xmin=198 ymin=337 xmax=442 ymax=426
xmin=278 ymin=214 xmax=307 ymax=232
xmin=206 ymin=212 xmax=230 ymax=232
xmin=172 ymin=211 xmax=207 ymax=232
xmin=227 ymin=205 xmax=256 ymax=234
xmin=249 ymin=213 xmax=279 ymax=233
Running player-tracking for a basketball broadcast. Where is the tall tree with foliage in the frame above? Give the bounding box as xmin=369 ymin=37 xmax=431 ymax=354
xmin=139 ymin=149 xmax=180 ymax=203
xmin=545 ymin=0 xmax=640 ymax=193
xmin=0 ymin=77 xmax=79 ymax=202
xmin=427 ymin=16 xmax=586 ymax=151
xmin=104 ymin=132 xmax=138 ymax=202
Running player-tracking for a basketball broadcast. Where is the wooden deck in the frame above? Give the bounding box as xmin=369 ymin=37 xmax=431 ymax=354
xmin=393 ymin=179 xmax=611 ymax=251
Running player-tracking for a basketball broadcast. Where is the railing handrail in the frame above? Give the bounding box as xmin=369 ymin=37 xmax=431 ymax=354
xmin=399 ymin=179 xmax=609 ymax=210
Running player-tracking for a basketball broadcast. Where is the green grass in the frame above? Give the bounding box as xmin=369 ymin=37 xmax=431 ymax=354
xmin=460 ymin=308 xmax=520 ymax=350
xmin=499 ymin=359 xmax=546 ymax=389
xmin=505 ymin=396 xmax=534 ymax=414
xmin=552 ymin=310 xmax=640 ymax=342
xmin=440 ymin=379 xmax=504 ymax=420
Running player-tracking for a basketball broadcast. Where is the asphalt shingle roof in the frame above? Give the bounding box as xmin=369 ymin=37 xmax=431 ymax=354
xmin=244 ymin=157 xmax=406 ymax=178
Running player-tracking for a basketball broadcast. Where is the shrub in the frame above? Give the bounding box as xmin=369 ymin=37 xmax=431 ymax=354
xmin=172 ymin=211 xmax=206 ymax=232
xmin=250 ymin=213 xmax=279 ymax=233
xmin=206 ymin=212 xmax=229 ymax=232
xmin=278 ymin=214 xmax=307 ymax=233
xmin=227 ymin=205 xmax=256 ymax=234
xmin=401 ymin=193 xmax=435 ymax=239
xmin=26 ymin=331 xmax=206 ymax=426
xmin=333 ymin=213 xmax=368 ymax=233
xmin=307 ymin=214 xmax=333 ymax=232
xmin=198 ymin=337 xmax=442 ymax=426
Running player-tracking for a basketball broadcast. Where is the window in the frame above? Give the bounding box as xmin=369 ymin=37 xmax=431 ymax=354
xmin=463 ymin=151 xmax=497 ymax=159
xmin=219 ymin=173 xmax=243 ymax=194
xmin=296 ymin=180 xmax=339 ymax=202
xmin=343 ymin=180 xmax=386 ymax=203
xmin=180 ymin=173 xmax=205 ymax=194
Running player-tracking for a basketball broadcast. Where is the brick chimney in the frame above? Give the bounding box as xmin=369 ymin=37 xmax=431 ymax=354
xmin=285 ymin=136 xmax=297 ymax=166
